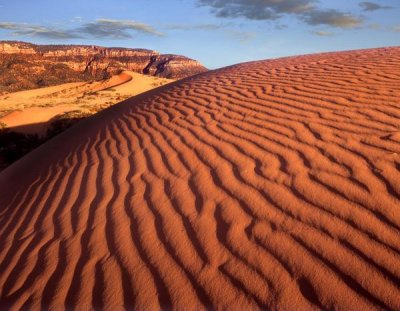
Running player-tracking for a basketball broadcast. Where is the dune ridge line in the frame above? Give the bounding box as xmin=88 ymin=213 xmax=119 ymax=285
xmin=0 ymin=47 xmax=400 ymax=310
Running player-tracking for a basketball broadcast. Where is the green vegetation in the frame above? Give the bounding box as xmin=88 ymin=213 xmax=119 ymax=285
xmin=0 ymin=54 xmax=93 ymax=93
xmin=0 ymin=128 xmax=42 ymax=171
xmin=0 ymin=110 xmax=92 ymax=171
xmin=46 ymin=110 xmax=92 ymax=138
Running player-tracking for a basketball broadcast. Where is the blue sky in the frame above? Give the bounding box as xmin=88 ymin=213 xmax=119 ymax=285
xmin=0 ymin=0 xmax=399 ymax=68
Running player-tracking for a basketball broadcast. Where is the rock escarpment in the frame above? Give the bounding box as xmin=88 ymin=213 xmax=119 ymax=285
xmin=0 ymin=41 xmax=207 ymax=92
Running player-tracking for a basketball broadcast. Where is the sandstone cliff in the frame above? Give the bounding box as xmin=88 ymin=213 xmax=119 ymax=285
xmin=0 ymin=41 xmax=207 ymax=92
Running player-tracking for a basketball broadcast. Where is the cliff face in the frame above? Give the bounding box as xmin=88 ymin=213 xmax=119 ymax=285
xmin=0 ymin=41 xmax=207 ymax=92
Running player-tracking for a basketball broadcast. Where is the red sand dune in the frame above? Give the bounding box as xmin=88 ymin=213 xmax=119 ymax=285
xmin=0 ymin=47 xmax=400 ymax=310
xmin=90 ymin=72 xmax=133 ymax=92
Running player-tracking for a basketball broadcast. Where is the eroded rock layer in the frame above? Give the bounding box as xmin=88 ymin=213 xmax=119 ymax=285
xmin=0 ymin=41 xmax=207 ymax=92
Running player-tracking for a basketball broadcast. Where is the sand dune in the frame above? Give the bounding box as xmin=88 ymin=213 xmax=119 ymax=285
xmin=0 ymin=47 xmax=400 ymax=310
xmin=0 ymin=71 xmax=172 ymax=135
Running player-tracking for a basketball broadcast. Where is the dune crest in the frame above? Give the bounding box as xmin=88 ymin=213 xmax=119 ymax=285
xmin=0 ymin=47 xmax=400 ymax=310
xmin=0 ymin=71 xmax=172 ymax=135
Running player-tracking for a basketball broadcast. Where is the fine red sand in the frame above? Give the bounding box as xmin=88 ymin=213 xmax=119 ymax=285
xmin=0 ymin=47 xmax=400 ymax=310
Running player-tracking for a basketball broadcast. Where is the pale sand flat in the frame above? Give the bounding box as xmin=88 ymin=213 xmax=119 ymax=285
xmin=0 ymin=71 xmax=172 ymax=135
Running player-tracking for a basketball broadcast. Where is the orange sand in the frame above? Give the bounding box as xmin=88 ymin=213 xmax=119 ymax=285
xmin=0 ymin=47 xmax=400 ymax=310
xmin=0 ymin=105 xmax=82 ymax=135
xmin=90 ymin=72 xmax=132 ymax=92
xmin=0 ymin=71 xmax=172 ymax=135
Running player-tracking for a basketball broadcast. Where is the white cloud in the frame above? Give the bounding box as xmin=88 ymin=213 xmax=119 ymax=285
xmin=0 ymin=19 xmax=164 ymax=40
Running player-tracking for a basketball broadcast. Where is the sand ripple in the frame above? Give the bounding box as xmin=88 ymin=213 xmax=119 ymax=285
xmin=1 ymin=47 xmax=400 ymax=310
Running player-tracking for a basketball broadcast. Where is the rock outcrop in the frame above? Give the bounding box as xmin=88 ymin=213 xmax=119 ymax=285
xmin=0 ymin=41 xmax=207 ymax=92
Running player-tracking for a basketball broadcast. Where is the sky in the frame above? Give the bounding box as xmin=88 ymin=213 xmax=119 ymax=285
xmin=0 ymin=0 xmax=399 ymax=68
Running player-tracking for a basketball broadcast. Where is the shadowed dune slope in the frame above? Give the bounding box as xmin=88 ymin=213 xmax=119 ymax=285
xmin=1 ymin=47 xmax=400 ymax=310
